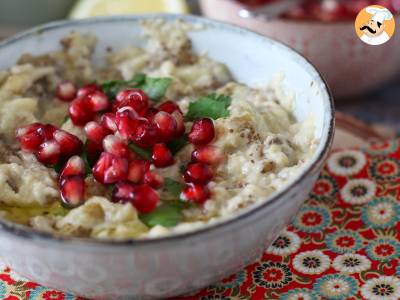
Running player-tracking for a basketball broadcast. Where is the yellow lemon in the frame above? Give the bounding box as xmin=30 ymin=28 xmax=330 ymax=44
xmin=70 ymin=0 xmax=189 ymax=19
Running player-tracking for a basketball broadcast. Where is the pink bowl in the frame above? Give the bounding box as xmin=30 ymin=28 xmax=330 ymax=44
xmin=200 ymin=0 xmax=400 ymax=98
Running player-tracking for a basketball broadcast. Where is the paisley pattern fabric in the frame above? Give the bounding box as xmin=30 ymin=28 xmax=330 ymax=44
xmin=0 ymin=140 xmax=399 ymax=300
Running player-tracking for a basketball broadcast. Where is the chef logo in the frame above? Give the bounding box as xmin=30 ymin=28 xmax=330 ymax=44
xmin=355 ymin=5 xmax=395 ymax=45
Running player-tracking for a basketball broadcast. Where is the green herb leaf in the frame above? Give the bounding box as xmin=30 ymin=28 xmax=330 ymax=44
xmin=128 ymin=143 xmax=152 ymax=160
xmin=62 ymin=115 xmax=70 ymax=125
xmin=81 ymin=141 xmax=94 ymax=176
xmin=137 ymin=77 xmax=172 ymax=102
xmin=164 ymin=178 xmax=184 ymax=198
xmin=100 ymin=74 xmax=171 ymax=101
xmin=140 ymin=201 xmax=184 ymax=228
xmin=186 ymin=93 xmax=232 ymax=120
xmin=166 ymin=135 xmax=188 ymax=154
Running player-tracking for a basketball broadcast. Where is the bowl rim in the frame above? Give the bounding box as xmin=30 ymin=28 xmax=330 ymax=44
xmin=0 ymin=13 xmax=335 ymax=248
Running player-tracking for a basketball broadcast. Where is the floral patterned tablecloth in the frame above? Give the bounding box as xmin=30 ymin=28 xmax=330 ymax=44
xmin=0 ymin=139 xmax=400 ymax=300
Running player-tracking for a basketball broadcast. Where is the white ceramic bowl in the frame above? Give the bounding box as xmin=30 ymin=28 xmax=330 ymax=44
xmin=200 ymin=0 xmax=400 ymax=99
xmin=0 ymin=15 xmax=334 ymax=299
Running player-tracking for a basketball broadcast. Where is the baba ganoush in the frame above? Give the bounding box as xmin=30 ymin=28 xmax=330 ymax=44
xmin=0 ymin=20 xmax=317 ymax=240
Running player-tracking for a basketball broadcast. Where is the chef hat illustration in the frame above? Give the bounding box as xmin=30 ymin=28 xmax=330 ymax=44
xmin=366 ymin=6 xmax=393 ymax=24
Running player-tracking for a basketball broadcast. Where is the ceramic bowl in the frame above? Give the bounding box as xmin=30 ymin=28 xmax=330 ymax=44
xmin=200 ymin=0 xmax=400 ymax=99
xmin=0 ymin=15 xmax=334 ymax=299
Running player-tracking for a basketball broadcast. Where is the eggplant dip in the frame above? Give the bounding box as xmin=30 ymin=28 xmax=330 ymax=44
xmin=0 ymin=20 xmax=317 ymax=239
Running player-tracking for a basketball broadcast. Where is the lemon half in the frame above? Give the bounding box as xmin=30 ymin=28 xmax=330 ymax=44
xmin=70 ymin=0 xmax=189 ymax=19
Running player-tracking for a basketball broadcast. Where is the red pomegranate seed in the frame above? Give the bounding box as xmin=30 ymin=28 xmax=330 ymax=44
xmin=100 ymin=113 xmax=118 ymax=133
xmin=131 ymin=119 xmax=158 ymax=148
xmin=77 ymin=83 xmax=99 ymax=98
xmin=158 ymin=100 xmax=182 ymax=114
xmin=87 ymin=91 xmax=109 ymax=112
xmin=37 ymin=124 xmax=57 ymax=141
xmin=181 ymin=183 xmax=210 ymax=204
xmin=145 ymin=107 xmax=159 ymax=121
xmin=92 ymin=152 xmax=128 ymax=184
xmin=127 ymin=159 xmax=150 ymax=183
xmin=153 ymin=111 xmax=177 ymax=142
xmin=191 ymin=145 xmax=224 ymax=165
xmin=152 ymin=143 xmax=174 ymax=168
xmin=53 ymin=130 xmax=83 ymax=157
xmin=143 ymin=171 xmax=164 ymax=189
xmin=131 ymin=184 xmax=159 ymax=213
xmin=103 ymin=156 xmax=128 ymax=184
xmin=188 ymin=118 xmax=215 ymax=145
xmin=16 ymin=123 xmax=43 ymax=138
xmin=55 ymin=81 xmax=77 ymax=102
xmin=60 ymin=156 xmax=86 ymax=178
xmin=115 ymin=107 xmax=139 ymax=140
xmin=111 ymin=181 xmax=136 ymax=204
xmin=171 ymin=110 xmax=185 ymax=137
xmin=84 ymin=121 xmax=111 ymax=144
xmin=60 ymin=175 xmax=86 ymax=208
xmin=36 ymin=140 xmax=61 ymax=165
xmin=69 ymin=97 xmax=95 ymax=126
xmin=86 ymin=140 xmax=103 ymax=162
xmin=18 ymin=131 xmax=44 ymax=152
xmin=103 ymin=135 xmax=129 ymax=158
xmin=115 ymin=89 xmax=149 ymax=116
xmin=183 ymin=162 xmax=213 ymax=184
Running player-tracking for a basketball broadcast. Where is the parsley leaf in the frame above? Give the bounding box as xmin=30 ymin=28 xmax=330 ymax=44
xmin=140 ymin=201 xmax=184 ymax=228
xmin=186 ymin=93 xmax=232 ymax=120
xmin=81 ymin=141 xmax=94 ymax=176
xmin=136 ymin=77 xmax=172 ymax=102
xmin=167 ymin=135 xmax=188 ymax=155
xmin=62 ymin=115 xmax=70 ymax=125
xmin=100 ymin=74 xmax=171 ymax=101
xmin=128 ymin=143 xmax=152 ymax=160
xmin=164 ymin=178 xmax=184 ymax=198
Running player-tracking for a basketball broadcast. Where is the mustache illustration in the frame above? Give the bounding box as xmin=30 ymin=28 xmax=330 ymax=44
xmin=360 ymin=25 xmax=376 ymax=34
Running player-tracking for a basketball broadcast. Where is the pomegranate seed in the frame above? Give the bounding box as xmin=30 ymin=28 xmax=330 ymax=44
xmin=158 ymin=101 xmax=182 ymax=114
xmin=115 ymin=107 xmax=139 ymax=140
xmin=60 ymin=156 xmax=86 ymax=178
xmin=87 ymin=91 xmax=109 ymax=112
xmin=53 ymin=130 xmax=83 ymax=157
xmin=132 ymin=184 xmax=159 ymax=213
xmin=36 ymin=140 xmax=61 ymax=165
xmin=69 ymin=97 xmax=95 ymax=126
xmin=171 ymin=110 xmax=185 ymax=137
xmin=84 ymin=121 xmax=111 ymax=144
xmin=77 ymin=83 xmax=99 ymax=98
xmin=191 ymin=145 xmax=224 ymax=165
xmin=18 ymin=131 xmax=43 ymax=152
xmin=16 ymin=123 xmax=43 ymax=138
xmin=181 ymin=183 xmax=210 ymax=204
xmin=188 ymin=118 xmax=215 ymax=145
xmin=37 ymin=124 xmax=57 ymax=141
xmin=103 ymin=135 xmax=129 ymax=158
xmin=127 ymin=159 xmax=150 ymax=183
xmin=145 ymin=107 xmax=159 ymax=121
xmin=100 ymin=113 xmax=118 ymax=133
xmin=111 ymin=181 xmax=136 ymax=203
xmin=131 ymin=119 xmax=158 ymax=148
xmin=143 ymin=171 xmax=164 ymax=189
xmin=55 ymin=81 xmax=77 ymax=102
xmin=86 ymin=140 xmax=103 ymax=162
xmin=183 ymin=162 xmax=213 ymax=184
xmin=60 ymin=175 xmax=86 ymax=208
xmin=153 ymin=111 xmax=177 ymax=142
xmin=115 ymin=89 xmax=149 ymax=116
xmin=152 ymin=143 xmax=174 ymax=168
xmin=92 ymin=152 xmax=128 ymax=184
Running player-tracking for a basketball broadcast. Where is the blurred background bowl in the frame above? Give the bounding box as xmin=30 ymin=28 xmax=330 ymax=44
xmin=200 ymin=0 xmax=400 ymax=99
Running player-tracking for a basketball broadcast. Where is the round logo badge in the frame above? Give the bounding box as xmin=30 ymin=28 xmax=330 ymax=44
xmin=355 ymin=5 xmax=395 ymax=46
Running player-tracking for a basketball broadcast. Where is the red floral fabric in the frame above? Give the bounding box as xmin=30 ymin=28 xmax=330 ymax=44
xmin=0 ymin=140 xmax=399 ymax=300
